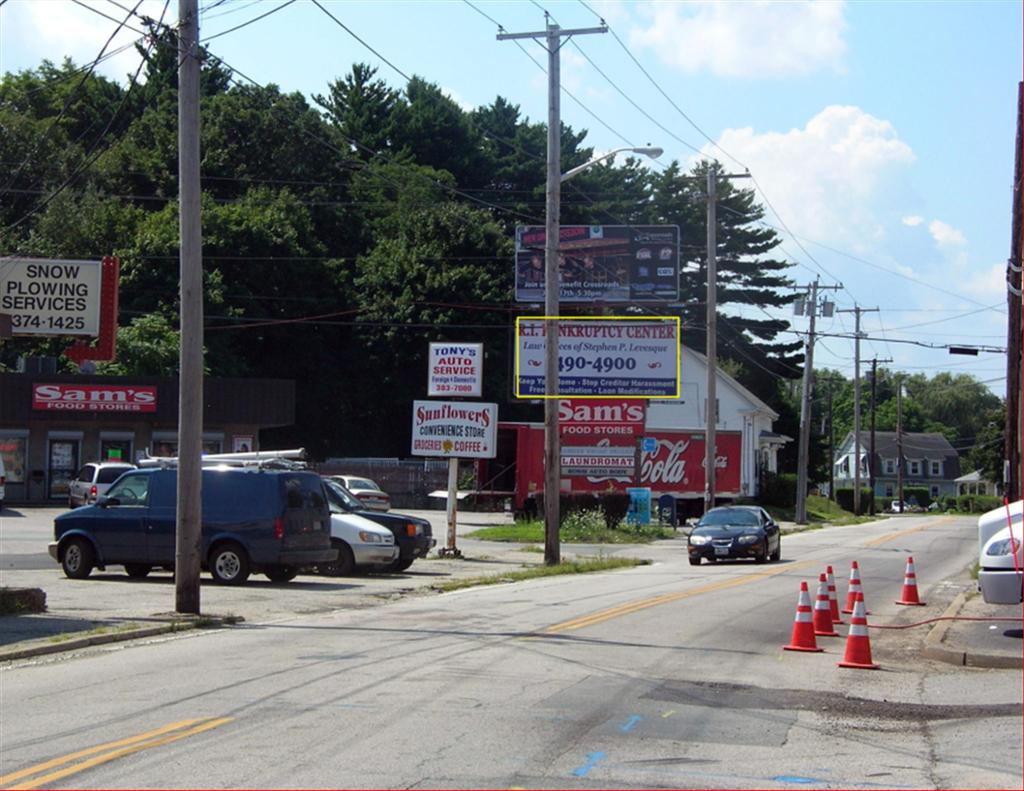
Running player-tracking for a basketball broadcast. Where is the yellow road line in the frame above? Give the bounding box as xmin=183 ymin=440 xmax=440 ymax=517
xmin=862 ymin=517 xmax=952 ymax=548
xmin=1 ymin=718 xmax=232 ymax=790
xmin=543 ymin=558 xmax=817 ymax=633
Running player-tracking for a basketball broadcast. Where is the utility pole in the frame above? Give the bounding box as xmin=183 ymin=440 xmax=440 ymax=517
xmin=868 ymin=357 xmax=891 ymax=515
xmin=838 ymin=305 xmax=878 ymax=515
xmin=704 ymin=168 xmax=717 ymax=515
xmin=794 ymin=280 xmax=841 ymax=524
xmin=897 ymin=377 xmax=905 ymax=513
xmin=498 ymin=17 xmax=606 ymax=566
xmin=1005 ymin=81 xmax=1022 ymax=502
xmin=703 ymin=166 xmax=750 ymax=514
xmin=176 ymin=0 xmax=203 ymax=614
xmin=827 ymin=383 xmax=835 ymax=501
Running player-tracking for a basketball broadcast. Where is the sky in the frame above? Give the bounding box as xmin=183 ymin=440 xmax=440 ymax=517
xmin=1 ymin=0 xmax=1021 ymax=396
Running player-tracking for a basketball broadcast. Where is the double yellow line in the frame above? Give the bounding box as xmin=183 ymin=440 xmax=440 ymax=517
xmin=544 ymin=558 xmax=817 ymax=633
xmin=0 ymin=717 xmax=233 ymax=790
xmin=862 ymin=517 xmax=952 ymax=548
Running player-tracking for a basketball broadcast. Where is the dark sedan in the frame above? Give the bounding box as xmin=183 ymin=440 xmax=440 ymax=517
xmin=323 ymin=478 xmax=435 ymax=571
xmin=687 ymin=506 xmax=781 ymax=566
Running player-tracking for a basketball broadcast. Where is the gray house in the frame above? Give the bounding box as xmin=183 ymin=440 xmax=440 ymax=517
xmin=833 ymin=431 xmax=961 ymax=500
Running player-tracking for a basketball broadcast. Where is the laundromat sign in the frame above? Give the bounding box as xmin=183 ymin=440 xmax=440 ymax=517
xmin=33 ymin=384 xmax=157 ymax=413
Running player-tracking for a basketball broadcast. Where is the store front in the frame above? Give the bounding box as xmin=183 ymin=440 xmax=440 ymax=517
xmin=0 ymin=373 xmax=295 ymax=505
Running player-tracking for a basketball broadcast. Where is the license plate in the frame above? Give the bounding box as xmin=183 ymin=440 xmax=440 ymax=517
xmin=714 ymin=546 xmax=729 ymax=556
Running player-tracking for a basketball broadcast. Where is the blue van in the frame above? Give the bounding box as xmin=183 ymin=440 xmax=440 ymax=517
xmin=49 ymin=466 xmax=334 ymax=584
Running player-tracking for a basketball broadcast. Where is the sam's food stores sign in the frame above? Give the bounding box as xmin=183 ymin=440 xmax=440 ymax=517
xmin=32 ymin=384 xmax=157 ymax=413
xmin=0 ymin=258 xmax=102 ymax=336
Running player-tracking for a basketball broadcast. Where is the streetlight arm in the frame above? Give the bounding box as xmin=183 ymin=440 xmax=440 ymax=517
xmin=560 ymin=146 xmax=663 ymax=182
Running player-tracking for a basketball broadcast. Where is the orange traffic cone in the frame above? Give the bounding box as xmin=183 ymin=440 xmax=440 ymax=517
xmin=826 ymin=565 xmax=843 ymax=624
xmin=842 ymin=560 xmax=870 ymax=615
xmin=783 ymin=581 xmax=823 ymax=653
xmin=813 ymin=573 xmax=840 ymax=637
xmin=838 ymin=592 xmax=879 ymax=669
xmin=895 ymin=555 xmax=926 ymax=606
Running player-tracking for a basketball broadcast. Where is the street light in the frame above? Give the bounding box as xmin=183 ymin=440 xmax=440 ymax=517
xmin=541 ymin=144 xmax=663 ymax=566
xmin=560 ymin=146 xmax=664 ymax=182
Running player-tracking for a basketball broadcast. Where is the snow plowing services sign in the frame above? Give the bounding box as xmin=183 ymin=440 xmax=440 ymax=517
xmin=0 ymin=258 xmax=102 ymax=336
xmin=411 ymin=400 xmax=497 ymax=459
xmin=515 ymin=317 xmax=680 ymax=398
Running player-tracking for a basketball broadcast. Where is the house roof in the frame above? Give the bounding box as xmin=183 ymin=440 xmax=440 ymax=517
xmin=839 ymin=431 xmax=958 ymax=459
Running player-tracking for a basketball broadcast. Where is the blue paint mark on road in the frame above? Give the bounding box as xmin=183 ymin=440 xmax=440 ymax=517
xmin=572 ymin=752 xmax=606 ymax=777
xmin=773 ymin=776 xmax=824 ymax=785
xmin=620 ymin=715 xmax=642 ymax=733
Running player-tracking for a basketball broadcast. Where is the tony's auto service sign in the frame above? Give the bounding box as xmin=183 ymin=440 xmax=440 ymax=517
xmin=427 ymin=342 xmax=483 ymax=397
xmin=411 ymin=400 xmax=497 ymax=459
xmin=33 ymin=384 xmax=157 ymax=413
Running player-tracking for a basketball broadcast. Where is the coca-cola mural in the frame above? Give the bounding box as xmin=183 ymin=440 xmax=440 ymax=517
xmin=568 ymin=431 xmax=741 ymax=494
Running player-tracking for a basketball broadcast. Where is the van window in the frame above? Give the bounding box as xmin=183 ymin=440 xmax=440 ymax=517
xmin=281 ymin=474 xmax=326 ymax=510
xmin=97 ymin=466 xmax=132 ymax=484
xmin=106 ymin=473 xmax=150 ymax=506
xmin=76 ymin=465 xmax=94 ymax=482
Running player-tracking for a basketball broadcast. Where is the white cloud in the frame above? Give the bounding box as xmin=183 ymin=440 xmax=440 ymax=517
xmin=902 ymin=215 xmax=924 ymax=226
xmin=961 ymin=262 xmax=1005 ymax=301
xmin=442 ymin=87 xmax=474 ymax=113
xmin=11 ymin=1 xmax=163 ymax=83
xmin=927 ymin=219 xmax=967 ymax=248
xmin=701 ymin=105 xmax=916 ymax=248
xmin=629 ymin=0 xmax=847 ymax=78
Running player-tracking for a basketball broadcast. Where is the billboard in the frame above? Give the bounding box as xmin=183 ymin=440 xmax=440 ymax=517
xmin=516 ymin=317 xmax=679 ymax=398
xmin=411 ymin=400 xmax=497 ymax=459
xmin=514 ymin=225 xmax=679 ymax=303
xmin=0 ymin=258 xmax=102 ymax=336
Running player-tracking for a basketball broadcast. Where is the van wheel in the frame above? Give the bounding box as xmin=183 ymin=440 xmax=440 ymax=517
xmin=125 ymin=564 xmax=151 ymax=579
xmin=388 ymin=557 xmax=415 ymax=573
xmin=265 ymin=566 xmax=298 ymax=583
xmin=318 ymin=540 xmax=355 ymax=576
xmin=61 ymin=538 xmax=95 ymax=579
xmin=209 ymin=544 xmax=250 ymax=585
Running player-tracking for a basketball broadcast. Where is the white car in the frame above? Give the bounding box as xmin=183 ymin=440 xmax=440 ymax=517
xmin=68 ymin=462 xmax=136 ymax=508
xmin=318 ymin=478 xmax=398 ymax=575
xmin=330 ymin=475 xmax=390 ymax=512
xmin=978 ymin=500 xmax=1023 ymax=605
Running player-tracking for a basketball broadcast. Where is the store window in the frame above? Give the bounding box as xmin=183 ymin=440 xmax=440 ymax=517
xmin=48 ymin=436 xmax=81 ymax=499
xmin=0 ymin=434 xmax=28 ymax=483
xmin=151 ymin=434 xmax=224 ymax=457
xmin=101 ymin=438 xmax=133 ymax=463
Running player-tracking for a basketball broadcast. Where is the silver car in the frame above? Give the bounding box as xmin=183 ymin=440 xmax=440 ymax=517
xmin=68 ymin=462 xmax=135 ymax=508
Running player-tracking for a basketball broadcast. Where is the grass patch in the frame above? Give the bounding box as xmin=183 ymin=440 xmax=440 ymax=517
xmin=766 ymin=495 xmax=888 ymax=525
xmin=467 ymin=520 xmax=674 ymax=544
xmin=47 ymin=623 xmax=141 ymax=644
xmin=970 ymin=560 xmax=980 ymax=580
xmin=435 ymin=556 xmax=649 ymax=593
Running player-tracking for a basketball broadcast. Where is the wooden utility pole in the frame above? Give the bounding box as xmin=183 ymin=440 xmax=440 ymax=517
xmin=838 ymin=306 xmax=878 ymax=515
xmin=498 ymin=17 xmax=606 ymax=565
xmin=896 ymin=378 xmax=905 ymax=513
xmin=1005 ymin=81 xmax=1022 ymax=502
xmin=795 ymin=280 xmax=841 ymax=523
xmin=703 ymin=167 xmax=750 ymax=514
xmin=827 ymin=383 xmax=835 ymax=501
xmin=704 ymin=167 xmax=718 ymax=515
xmin=868 ymin=357 xmax=891 ymax=515
xmin=176 ymin=0 xmax=203 ymax=614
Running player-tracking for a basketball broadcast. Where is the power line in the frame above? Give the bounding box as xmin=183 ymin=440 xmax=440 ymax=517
xmin=203 ymin=0 xmax=297 ymax=42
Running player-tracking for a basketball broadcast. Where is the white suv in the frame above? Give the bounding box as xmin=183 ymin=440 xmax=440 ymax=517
xmin=68 ymin=462 xmax=136 ymax=508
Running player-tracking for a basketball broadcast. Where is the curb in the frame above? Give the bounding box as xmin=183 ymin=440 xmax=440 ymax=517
xmin=922 ymin=591 xmax=1021 ymax=670
xmin=0 ymin=616 xmax=238 ymax=663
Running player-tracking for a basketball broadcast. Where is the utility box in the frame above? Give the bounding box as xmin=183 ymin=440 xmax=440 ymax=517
xmin=658 ymin=494 xmax=678 ymax=527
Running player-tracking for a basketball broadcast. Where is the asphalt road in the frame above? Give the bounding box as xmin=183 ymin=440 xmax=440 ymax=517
xmin=1 ymin=513 xmax=1021 ymax=789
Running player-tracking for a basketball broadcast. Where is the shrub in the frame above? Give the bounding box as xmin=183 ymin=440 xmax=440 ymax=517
xmin=760 ymin=472 xmax=797 ymax=508
xmin=601 ymin=493 xmax=630 ymax=529
xmin=835 ymin=487 xmax=873 ymax=515
xmin=956 ymin=494 xmax=1003 ymax=513
xmin=904 ymin=487 xmax=931 ymax=509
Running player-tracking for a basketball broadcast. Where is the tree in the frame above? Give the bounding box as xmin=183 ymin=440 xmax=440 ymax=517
xmin=95 ymin=313 xmax=189 ymax=377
